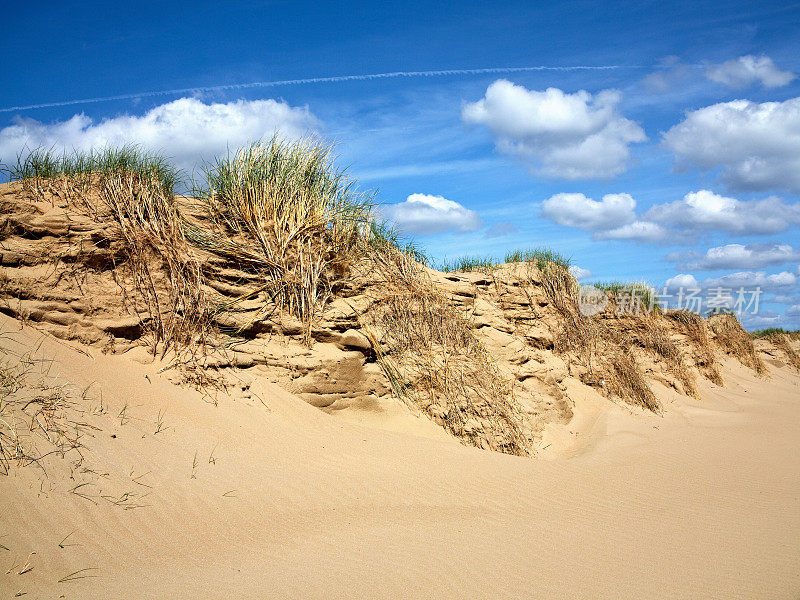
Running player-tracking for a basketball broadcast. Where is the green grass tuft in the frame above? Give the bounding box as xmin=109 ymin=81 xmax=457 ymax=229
xmin=593 ymin=280 xmax=660 ymax=313
xmin=751 ymin=327 xmax=800 ymax=339
xmin=191 ymin=136 xmax=375 ymax=339
xmin=10 ymin=146 xmax=179 ymax=198
xmin=504 ymin=247 xmax=570 ymax=270
xmin=368 ymin=220 xmax=428 ymax=265
xmin=439 ymin=255 xmax=497 ymax=273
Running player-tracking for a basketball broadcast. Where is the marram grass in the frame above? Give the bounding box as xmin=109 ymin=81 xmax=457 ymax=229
xmin=11 ymin=145 xmax=203 ymax=354
xmin=11 ymin=145 xmax=179 ymax=198
xmin=191 ymin=137 xmax=375 ymax=338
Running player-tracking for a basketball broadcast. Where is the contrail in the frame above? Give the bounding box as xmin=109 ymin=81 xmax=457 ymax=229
xmin=0 ymin=65 xmax=649 ymax=113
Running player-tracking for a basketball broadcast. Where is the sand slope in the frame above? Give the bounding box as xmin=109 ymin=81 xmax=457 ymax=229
xmin=1 ymin=313 xmax=799 ymax=599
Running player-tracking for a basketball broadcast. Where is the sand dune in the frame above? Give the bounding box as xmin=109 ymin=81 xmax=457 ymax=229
xmin=1 ymin=313 xmax=798 ymax=599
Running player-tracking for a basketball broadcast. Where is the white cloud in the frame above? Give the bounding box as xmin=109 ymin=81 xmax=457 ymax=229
xmin=688 ymin=270 xmax=798 ymax=291
xmin=644 ymin=190 xmax=800 ymax=234
xmin=0 ymin=97 xmax=319 ymax=173
xmin=541 ymin=192 xmax=636 ymax=231
xmin=668 ymin=243 xmax=800 ymax=270
xmin=595 ymin=220 xmax=672 ymax=243
xmin=540 ymin=192 xmax=672 ymax=243
xmin=739 ymin=311 xmax=786 ymax=330
xmin=664 ymin=268 xmax=800 ymax=329
xmin=662 ymin=98 xmax=800 ymax=192
xmin=705 ymin=55 xmax=796 ymax=89
xmin=569 ymin=265 xmax=593 ymax=280
xmin=462 ymin=80 xmax=646 ymax=179
xmin=665 ymin=273 xmax=701 ymax=290
xmin=664 ymin=270 xmax=798 ymax=293
xmin=771 ymin=294 xmax=800 ymax=305
xmin=540 ymin=188 xmax=800 ymax=244
xmin=380 ymin=193 xmax=482 ymax=235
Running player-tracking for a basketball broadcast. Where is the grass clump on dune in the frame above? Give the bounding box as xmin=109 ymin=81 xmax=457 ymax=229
xmin=665 ymin=309 xmax=723 ymax=385
xmin=751 ymin=328 xmax=800 ymax=370
xmin=751 ymin=327 xmax=800 ymax=339
xmin=189 ymin=137 xmax=374 ymax=341
xmin=593 ymin=281 xmax=660 ymax=314
xmin=11 ymin=146 xmax=178 ymax=200
xmin=367 ymin=220 xmax=428 ymax=265
xmin=497 ymin=251 xmax=662 ymax=411
xmin=10 ymin=146 xmax=206 ymax=354
xmin=708 ymin=313 xmax=767 ymax=375
xmin=363 ymin=248 xmax=531 ymax=456
xmin=439 ymin=255 xmax=497 ymax=273
xmin=505 ymin=247 xmax=570 ymax=270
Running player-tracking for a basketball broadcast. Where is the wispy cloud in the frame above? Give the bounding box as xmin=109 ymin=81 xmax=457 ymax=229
xmin=0 ymin=65 xmax=648 ymax=113
xmin=355 ymin=158 xmax=500 ymax=181
xmin=667 ymin=243 xmax=800 ymax=270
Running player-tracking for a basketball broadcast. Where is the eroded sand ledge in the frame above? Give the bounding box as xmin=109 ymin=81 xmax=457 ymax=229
xmin=1 ymin=314 xmax=798 ymax=599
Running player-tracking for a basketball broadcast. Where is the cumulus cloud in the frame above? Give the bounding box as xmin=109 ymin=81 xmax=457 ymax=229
xmin=663 ymin=270 xmax=798 ymax=328
xmin=595 ymin=221 xmax=672 ymax=243
xmin=540 ymin=191 xmax=672 ymax=243
xmin=666 ymin=270 xmax=797 ymax=291
xmin=0 ymin=97 xmax=319 ymax=173
xmin=380 ymin=193 xmax=482 ymax=235
xmin=541 ymin=188 xmax=800 ymax=244
xmin=705 ymin=55 xmax=796 ymax=89
xmin=664 ymin=267 xmax=800 ymax=328
xmin=462 ymin=80 xmax=646 ymax=179
xmin=644 ymin=190 xmax=800 ymax=234
xmin=664 ymin=273 xmax=701 ymax=290
xmin=703 ymin=270 xmax=798 ymax=290
xmin=662 ymin=97 xmax=800 ymax=192
xmin=667 ymin=243 xmax=800 ymax=270
xmin=541 ymin=192 xmax=636 ymax=231
xmin=569 ymin=265 xmax=593 ymax=280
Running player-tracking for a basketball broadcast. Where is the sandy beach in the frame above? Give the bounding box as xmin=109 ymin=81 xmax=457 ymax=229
xmin=1 ymin=314 xmax=798 ymax=599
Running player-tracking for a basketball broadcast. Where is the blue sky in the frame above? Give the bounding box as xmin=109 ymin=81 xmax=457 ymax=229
xmin=2 ymin=0 xmax=799 ymax=328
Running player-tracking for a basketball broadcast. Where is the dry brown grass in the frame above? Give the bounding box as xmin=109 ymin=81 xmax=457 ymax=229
xmin=0 ymin=335 xmax=87 ymax=476
xmin=606 ymin=348 xmax=660 ymax=412
xmin=665 ymin=310 xmax=723 ymax=385
xmin=708 ymin=313 xmax=767 ymax=375
xmin=625 ymin=314 xmax=698 ymax=398
xmin=96 ymin=172 xmax=207 ymax=355
xmin=363 ymin=247 xmax=531 ymax=456
xmin=189 ymin=138 xmax=373 ymax=344
xmin=12 ymin=148 xmax=208 ymax=356
xmin=763 ymin=333 xmax=800 ymax=371
xmin=526 ymin=260 xmax=662 ymax=411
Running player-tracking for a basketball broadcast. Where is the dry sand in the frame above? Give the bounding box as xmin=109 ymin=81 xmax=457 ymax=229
xmin=1 ymin=313 xmax=798 ymax=599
